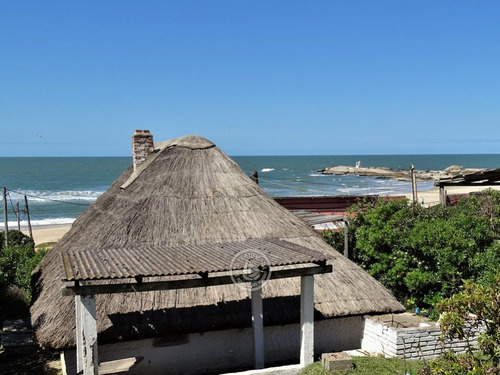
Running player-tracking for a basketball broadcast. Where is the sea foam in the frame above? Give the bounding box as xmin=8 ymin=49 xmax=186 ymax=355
xmin=10 ymin=190 xmax=104 ymax=203
xmin=2 ymin=217 xmax=76 ymax=228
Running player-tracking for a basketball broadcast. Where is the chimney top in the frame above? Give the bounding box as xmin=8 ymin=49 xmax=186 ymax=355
xmin=132 ymin=129 xmax=154 ymax=171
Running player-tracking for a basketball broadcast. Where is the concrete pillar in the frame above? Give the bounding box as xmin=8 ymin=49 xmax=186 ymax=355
xmin=300 ymin=275 xmax=314 ymax=366
xmin=76 ymin=296 xmax=83 ymax=373
xmin=251 ymin=282 xmax=264 ymax=369
xmin=76 ymin=294 xmax=98 ymax=375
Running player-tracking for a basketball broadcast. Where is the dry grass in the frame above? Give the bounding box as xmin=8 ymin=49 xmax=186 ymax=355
xmin=35 ymin=242 xmax=57 ymax=251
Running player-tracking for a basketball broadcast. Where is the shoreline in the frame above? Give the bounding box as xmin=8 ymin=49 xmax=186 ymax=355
xmin=21 ymin=224 xmax=73 ymax=246
xmin=390 ymin=185 xmax=500 ymax=207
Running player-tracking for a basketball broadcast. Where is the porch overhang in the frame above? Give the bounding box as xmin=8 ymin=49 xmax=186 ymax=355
xmin=60 ymin=238 xmax=333 ymax=375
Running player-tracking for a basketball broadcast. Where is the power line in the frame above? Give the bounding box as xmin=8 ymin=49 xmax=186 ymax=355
xmin=7 ymin=192 xmax=19 ymax=221
xmin=6 ymin=188 xmax=91 ymax=207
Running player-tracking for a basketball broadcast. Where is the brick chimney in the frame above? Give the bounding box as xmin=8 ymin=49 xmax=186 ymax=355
xmin=132 ymin=130 xmax=154 ymax=171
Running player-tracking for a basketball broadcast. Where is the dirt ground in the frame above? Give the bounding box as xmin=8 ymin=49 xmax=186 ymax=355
xmin=0 ymin=347 xmax=60 ymax=375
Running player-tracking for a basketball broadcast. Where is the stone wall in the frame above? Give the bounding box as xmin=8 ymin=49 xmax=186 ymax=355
xmin=361 ymin=314 xmax=480 ymax=360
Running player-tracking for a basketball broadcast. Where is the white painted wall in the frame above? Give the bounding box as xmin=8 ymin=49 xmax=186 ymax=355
xmin=63 ymin=317 xmax=363 ymax=375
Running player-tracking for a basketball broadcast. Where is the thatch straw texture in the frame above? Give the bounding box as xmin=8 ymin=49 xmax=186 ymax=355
xmin=30 ymin=135 xmax=404 ymax=350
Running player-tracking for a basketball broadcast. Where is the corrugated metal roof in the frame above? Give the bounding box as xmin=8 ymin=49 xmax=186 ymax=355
xmin=291 ymin=210 xmax=347 ymax=226
xmin=436 ymin=168 xmax=500 ymax=186
xmin=61 ymin=238 xmax=329 ymax=282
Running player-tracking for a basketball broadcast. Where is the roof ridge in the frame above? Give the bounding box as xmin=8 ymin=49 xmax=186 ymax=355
xmin=120 ymin=135 xmax=216 ymax=190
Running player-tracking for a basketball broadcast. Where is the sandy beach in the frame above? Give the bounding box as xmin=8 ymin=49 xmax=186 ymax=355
xmin=22 ymin=224 xmax=73 ymax=247
xmin=397 ymin=185 xmax=500 ymax=207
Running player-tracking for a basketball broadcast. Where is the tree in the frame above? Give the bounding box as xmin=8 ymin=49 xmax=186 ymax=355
xmin=322 ymin=190 xmax=500 ymax=309
xmin=0 ymin=230 xmax=34 ymax=252
xmin=438 ymin=276 xmax=500 ymax=371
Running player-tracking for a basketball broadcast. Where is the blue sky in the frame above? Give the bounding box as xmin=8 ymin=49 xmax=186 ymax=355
xmin=1 ymin=1 xmax=499 ymax=156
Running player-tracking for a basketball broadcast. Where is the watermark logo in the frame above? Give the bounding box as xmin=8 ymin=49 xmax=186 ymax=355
xmin=230 ymin=249 xmax=271 ymax=291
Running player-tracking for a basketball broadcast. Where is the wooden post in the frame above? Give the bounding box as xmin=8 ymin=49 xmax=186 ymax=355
xmin=251 ymin=170 xmax=259 ymax=185
xmin=343 ymin=220 xmax=349 ymax=258
xmin=251 ymin=282 xmax=264 ymax=369
xmin=76 ymin=294 xmax=98 ymax=375
xmin=300 ymin=275 xmax=314 ymax=366
xmin=439 ymin=186 xmax=446 ymax=207
xmin=2 ymin=187 xmax=8 ymax=248
xmin=16 ymin=202 xmax=21 ymax=230
xmin=24 ymin=195 xmax=33 ymax=241
xmin=411 ymin=165 xmax=418 ymax=204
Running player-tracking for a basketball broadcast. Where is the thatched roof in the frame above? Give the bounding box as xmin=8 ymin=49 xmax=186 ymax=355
xmin=30 ymin=135 xmax=404 ymax=350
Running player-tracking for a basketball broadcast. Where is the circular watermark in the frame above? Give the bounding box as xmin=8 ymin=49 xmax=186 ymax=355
xmin=230 ymin=249 xmax=271 ymax=291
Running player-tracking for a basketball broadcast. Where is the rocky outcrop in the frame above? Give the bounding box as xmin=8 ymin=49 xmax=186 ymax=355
xmin=319 ymin=165 xmax=484 ymax=181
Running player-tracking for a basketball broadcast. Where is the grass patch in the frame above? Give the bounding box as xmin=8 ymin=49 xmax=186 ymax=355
xmin=35 ymin=242 xmax=57 ymax=251
xmin=300 ymin=357 xmax=426 ymax=375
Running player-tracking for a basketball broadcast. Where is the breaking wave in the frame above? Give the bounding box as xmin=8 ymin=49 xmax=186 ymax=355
xmin=9 ymin=190 xmax=104 ymax=203
xmin=1 ymin=217 xmax=76 ymax=228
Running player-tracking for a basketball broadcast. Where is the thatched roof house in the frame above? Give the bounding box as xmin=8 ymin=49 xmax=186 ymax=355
xmin=31 ymin=133 xmax=404 ymax=351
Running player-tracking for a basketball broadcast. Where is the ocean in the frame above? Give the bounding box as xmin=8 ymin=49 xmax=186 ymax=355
xmin=1 ymin=154 xmax=500 ymax=227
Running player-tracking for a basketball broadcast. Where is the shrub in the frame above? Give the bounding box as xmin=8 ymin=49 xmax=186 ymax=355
xmin=439 ymin=276 xmax=500 ymax=368
xmin=0 ymin=230 xmax=34 ymax=252
xmin=0 ymin=285 xmax=32 ymax=319
xmin=322 ymin=190 xmax=500 ymax=308
xmin=428 ymin=351 xmax=479 ymax=375
xmin=0 ymin=245 xmax=47 ymax=300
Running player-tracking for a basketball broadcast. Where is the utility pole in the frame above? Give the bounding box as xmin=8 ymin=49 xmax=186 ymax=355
xmin=3 ymin=187 xmax=8 ymax=248
xmin=24 ymin=195 xmax=33 ymax=241
xmin=411 ymin=165 xmax=418 ymax=204
xmin=343 ymin=219 xmax=349 ymax=258
xmin=251 ymin=170 xmax=259 ymax=185
xmin=16 ymin=202 xmax=21 ymax=230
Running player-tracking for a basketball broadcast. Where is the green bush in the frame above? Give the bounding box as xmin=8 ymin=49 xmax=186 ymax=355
xmin=322 ymin=190 xmax=500 ymax=309
xmin=439 ymin=276 xmax=500 ymax=368
xmin=0 ymin=245 xmax=47 ymax=300
xmin=0 ymin=230 xmax=34 ymax=252
xmin=428 ymin=350 xmax=500 ymax=374
xmin=428 ymin=351 xmax=479 ymax=375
